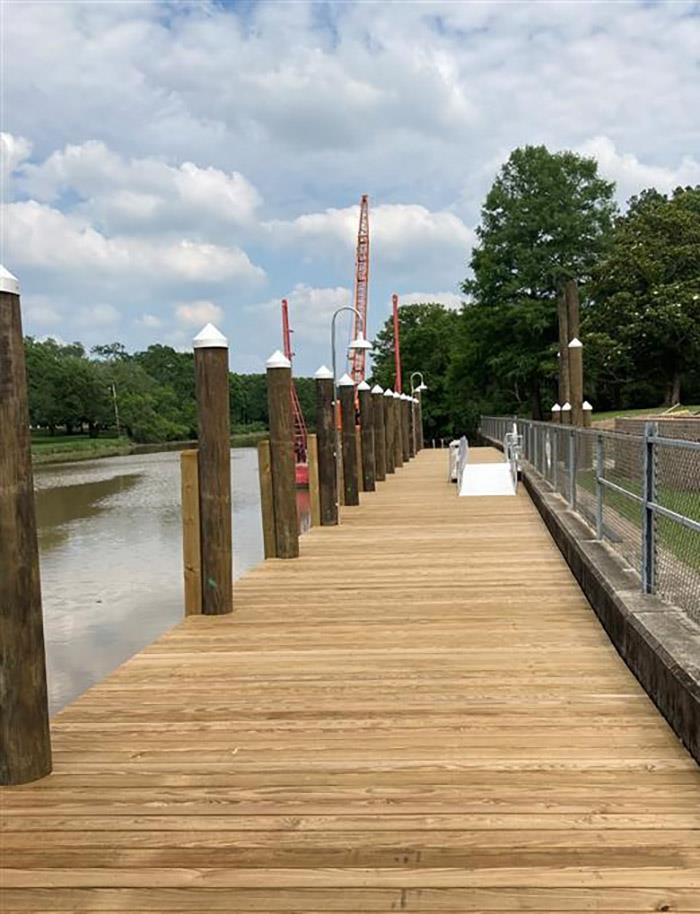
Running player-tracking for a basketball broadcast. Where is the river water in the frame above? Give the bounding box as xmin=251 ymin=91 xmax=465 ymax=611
xmin=33 ymin=449 xmax=308 ymax=714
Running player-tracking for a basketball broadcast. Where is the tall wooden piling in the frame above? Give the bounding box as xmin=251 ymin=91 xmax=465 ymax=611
xmin=557 ymin=289 xmax=570 ymax=408
xmin=372 ymin=384 xmax=387 ymax=481
xmin=358 ymin=381 xmax=376 ymax=492
xmin=180 ymin=449 xmax=202 ymax=614
xmin=393 ymin=392 xmax=404 ymax=468
xmin=307 ymin=432 xmax=321 ymax=527
xmin=314 ymin=365 xmax=338 ymax=525
xmin=416 ymin=392 xmax=424 ymax=451
xmin=338 ymin=373 xmax=359 ymax=506
xmin=383 ymin=388 xmax=396 ymax=474
xmin=0 ymin=266 xmax=52 ymax=785
xmin=561 ymin=402 xmax=572 ymax=426
xmin=266 ymin=350 xmax=299 ymax=557
xmin=408 ymin=396 xmax=416 ymax=458
xmin=194 ymin=323 xmax=233 ymax=614
xmin=551 ymin=403 xmax=561 ymax=424
xmin=399 ymin=395 xmax=410 ymax=463
xmin=257 ymin=439 xmax=277 ymax=558
xmin=569 ymin=337 xmax=584 ymax=427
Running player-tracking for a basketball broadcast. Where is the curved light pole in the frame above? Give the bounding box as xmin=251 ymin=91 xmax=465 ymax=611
xmin=330 ymin=306 xmax=372 ymax=515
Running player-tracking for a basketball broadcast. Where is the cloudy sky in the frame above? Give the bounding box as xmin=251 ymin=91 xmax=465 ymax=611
xmin=2 ymin=0 xmax=698 ymax=374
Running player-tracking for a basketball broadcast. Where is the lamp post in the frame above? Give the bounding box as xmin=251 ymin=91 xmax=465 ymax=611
xmin=329 ymin=306 xmax=372 ymax=516
xmin=410 ymin=372 xmax=427 ymax=452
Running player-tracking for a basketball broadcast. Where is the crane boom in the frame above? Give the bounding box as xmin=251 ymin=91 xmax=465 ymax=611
xmin=350 ymin=194 xmax=370 ymax=384
xmin=280 ymin=298 xmax=308 ymax=464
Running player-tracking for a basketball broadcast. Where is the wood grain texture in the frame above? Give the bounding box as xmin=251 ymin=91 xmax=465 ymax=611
xmin=180 ymin=451 xmax=202 ymax=615
xmin=194 ymin=346 xmax=232 ymax=614
xmin=339 ymin=385 xmax=359 ymax=506
xmin=266 ymin=365 xmax=298 ymax=558
xmin=358 ymin=387 xmax=375 ymax=492
xmin=371 ymin=390 xmax=386 ymax=481
xmin=256 ymin=440 xmax=276 ymax=559
xmin=307 ymin=433 xmax=321 ymax=528
xmin=1 ymin=448 xmax=698 ymax=911
xmin=0 ymin=289 xmax=52 ymax=785
xmin=314 ymin=376 xmax=338 ymax=526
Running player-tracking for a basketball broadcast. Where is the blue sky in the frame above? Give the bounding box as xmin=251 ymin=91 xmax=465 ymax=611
xmin=2 ymin=0 xmax=699 ymax=374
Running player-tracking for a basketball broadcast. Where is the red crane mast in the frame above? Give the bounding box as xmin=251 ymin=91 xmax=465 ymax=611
xmin=349 ymin=194 xmax=370 ymax=384
xmin=281 ymin=298 xmax=308 ymax=465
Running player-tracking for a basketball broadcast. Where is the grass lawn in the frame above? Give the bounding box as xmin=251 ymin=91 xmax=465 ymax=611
xmin=592 ymin=404 xmax=700 ymax=423
xmin=31 ymin=434 xmax=132 ymax=464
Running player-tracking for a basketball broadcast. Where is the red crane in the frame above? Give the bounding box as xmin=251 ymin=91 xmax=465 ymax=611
xmin=349 ymin=194 xmax=370 ymax=384
xmin=281 ymin=298 xmax=308 ymax=466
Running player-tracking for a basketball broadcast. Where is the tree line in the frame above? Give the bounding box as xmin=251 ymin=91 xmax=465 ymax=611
xmin=372 ymin=146 xmax=699 ymax=439
xmin=24 ymin=338 xmax=317 ymax=444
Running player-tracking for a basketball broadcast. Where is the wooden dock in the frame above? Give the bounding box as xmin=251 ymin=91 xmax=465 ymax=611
xmin=2 ymin=447 xmax=699 ymax=912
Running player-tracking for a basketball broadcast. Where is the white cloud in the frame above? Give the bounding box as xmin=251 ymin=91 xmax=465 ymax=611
xmin=252 ymin=284 xmax=352 ymax=346
xmin=4 ymin=200 xmax=265 ymax=284
xmin=1 ymin=132 xmax=32 ymax=182
xmin=175 ymin=300 xmax=224 ymax=327
xmin=136 ymin=312 xmax=162 ymax=328
xmin=77 ymin=303 xmax=120 ymax=327
xmin=22 ymin=294 xmax=61 ymax=327
xmin=579 ymin=136 xmax=700 ymax=201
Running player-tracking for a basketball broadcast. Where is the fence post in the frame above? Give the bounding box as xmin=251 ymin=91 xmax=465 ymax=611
xmin=595 ymin=433 xmax=604 ymax=541
xmin=314 ymin=365 xmax=338 ymax=526
xmin=371 ymin=384 xmax=386 ymax=481
xmin=393 ymin=392 xmax=404 ymax=468
xmin=181 ymin=449 xmax=202 ymax=613
xmin=568 ymin=428 xmax=577 ymax=509
xmin=338 ymin=374 xmax=359 ymax=505
xmin=383 ymin=388 xmax=396 ymax=474
xmin=358 ymin=381 xmax=376 ymax=492
xmin=193 ymin=323 xmax=233 ymax=615
xmin=0 ymin=266 xmax=52 ymax=785
xmin=266 ymin=350 xmax=299 ymax=558
xmin=307 ymin=432 xmax=321 ymax=527
xmin=641 ymin=421 xmax=657 ymax=593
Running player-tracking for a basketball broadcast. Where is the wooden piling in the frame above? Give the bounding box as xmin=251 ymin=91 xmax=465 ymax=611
xmin=383 ymin=389 xmax=396 ymax=474
xmin=400 ymin=396 xmax=410 ymax=462
xmin=583 ymin=401 xmax=593 ymax=428
xmin=551 ymin=403 xmax=561 ymax=424
xmin=371 ymin=384 xmax=386 ymax=481
xmin=569 ymin=337 xmax=584 ymax=427
xmin=358 ymin=381 xmax=376 ymax=492
xmin=393 ymin=392 xmax=404 ymax=468
xmin=266 ymin=350 xmax=299 ymax=558
xmin=561 ymin=402 xmax=572 ymax=426
xmin=338 ymin=374 xmax=359 ymax=506
xmin=408 ymin=397 xmax=416 ymax=458
xmin=180 ymin=449 xmax=202 ymax=614
xmin=0 ymin=267 xmax=52 ymax=785
xmin=257 ymin=439 xmax=277 ymax=558
xmin=355 ymin=425 xmax=364 ymax=493
xmin=194 ymin=323 xmax=233 ymax=614
xmin=307 ymin=432 xmax=321 ymax=527
xmin=314 ymin=366 xmax=338 ymax=525
xmin=557 ymin=289 xmax=570 ymax=407
xmin=416 ymin=392 xmax=424 ymax=451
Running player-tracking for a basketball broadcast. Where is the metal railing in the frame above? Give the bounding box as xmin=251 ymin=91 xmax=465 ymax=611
xmin=480 ymin=415 xmax=700 ymax=623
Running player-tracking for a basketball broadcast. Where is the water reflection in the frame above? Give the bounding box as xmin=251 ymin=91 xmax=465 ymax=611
xmin=33 ymin=448 xmax=307 ymax=715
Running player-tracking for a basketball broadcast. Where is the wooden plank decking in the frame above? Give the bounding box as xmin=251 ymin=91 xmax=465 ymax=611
xmin=2 ymin=447 xmax=699 ymax=912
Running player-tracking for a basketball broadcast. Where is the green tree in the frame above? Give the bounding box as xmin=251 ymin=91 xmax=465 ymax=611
xmin=370 ymin=302 xmax=459 ymax=440
xmin=458 ymin=145 xmax=616 ymax=417
xmin=586 ymin=186 xmax=700 ymax=407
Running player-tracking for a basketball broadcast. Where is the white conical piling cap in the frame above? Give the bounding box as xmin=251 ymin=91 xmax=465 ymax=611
xmin=393 ymin=391 xmax=401 ymax=399
xmin=561 ymin=401 xmax=572 ymax=411
xmin=551 ymin=403 xmax=561 ymax=412
xmin=193 ymin=323 xmax=228 ymax=349
xmin=383 ymin=387 xmax=394 ymax=397
xmin=337 ymin=372 xmax=355 ymax=387
xmin=357 ymin=380 xmax=371 ymax=391
xmin=314 ymin=364 xmax=333 ymax=380
xmin=583 ymin=400 xmax=593 ymax=411
xmin=0 ymin=265 xmax=20 ymax=295
xmin=568 ymin=337 xmax=583 ymax=349
xmin=266 ymin=349 xmax=291 ymax=369
xmin=371 ymin=384 xmax=384 ymax=395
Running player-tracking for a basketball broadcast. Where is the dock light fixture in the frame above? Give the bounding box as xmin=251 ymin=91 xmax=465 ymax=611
xmin=410 ymin=371 xmax=427 ymax=396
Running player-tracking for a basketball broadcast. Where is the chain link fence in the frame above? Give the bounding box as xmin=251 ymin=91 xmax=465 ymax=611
xmin=480 ymin=416 xmax=700 ymax=624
